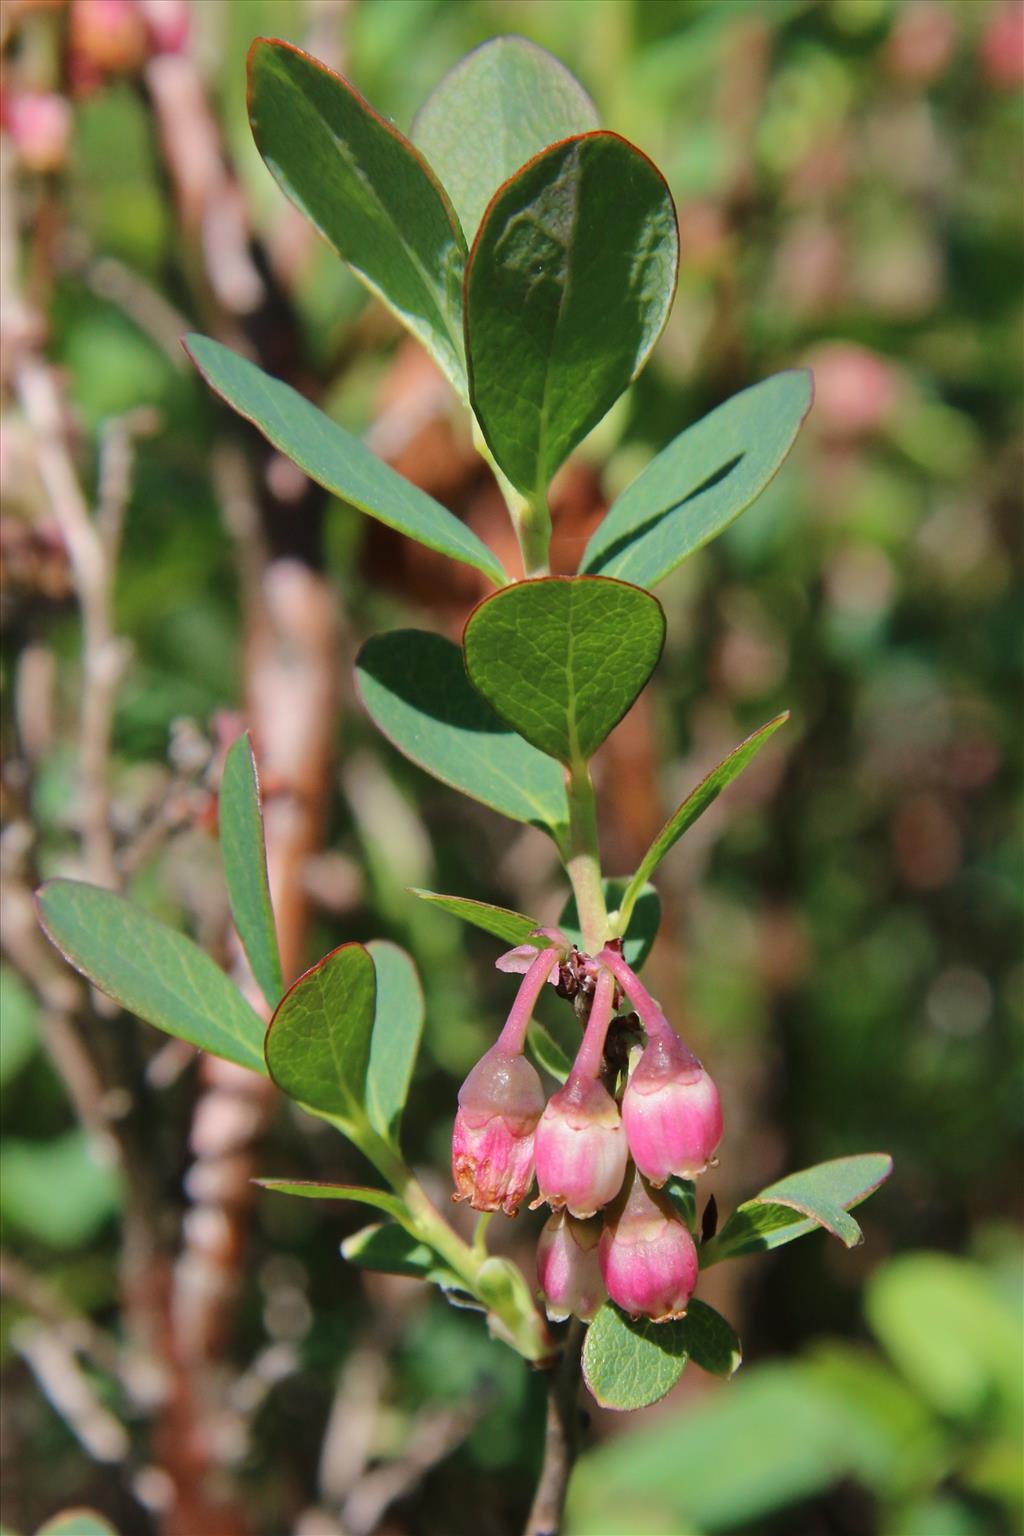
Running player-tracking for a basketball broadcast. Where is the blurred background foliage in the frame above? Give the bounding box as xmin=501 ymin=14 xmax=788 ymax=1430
xmin=0 ymin=2 xmax=1021 ymax=1535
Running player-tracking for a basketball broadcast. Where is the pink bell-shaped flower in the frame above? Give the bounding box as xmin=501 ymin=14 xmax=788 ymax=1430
xmin=534 ymin=970 xmax=628 ymax=1218
xmin=536 ymin=1210 xmax=606 ymax=1323
xmin=451 ymin=945 xmax=559 ymax=1216
xmin=599 ymin=1163 xmax=698 ymax=1322
xmin=600 ymin=946 xmax=723 ymax=1184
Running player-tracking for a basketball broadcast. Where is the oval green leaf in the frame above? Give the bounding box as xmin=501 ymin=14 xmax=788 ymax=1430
xmin=582 ymin=371 xmax=814 ymax=586
xmin=582 ymin=1302 xmax=689 ymax=1411
xmin=355 ymin=630 xmax=568 ymax=838
xmin=412 ymin=35 xmax=599 ymax=242
xmin=36 ymin=880 xmax=267 ymax=1075
xmin=702 ymin=1153 xmax=894 ymax=1266
xmin=365 ymin=939 xmax=423 ymax=1149
xmin=220 ymin=732 xmax=284 ymax=1009
xmin=463 ymin=576 xmax=665 ymax=766
xmin=248 ymin=38 xmax=467 ymax=394
xmin=560 ymin=879 xmax=661 ymax=971
xmin=264 ymin=942 xmax=376 ymax=1123
xmin=185 ymin=336 xmax=506 ymax=587
xmin=465 ymin=132 xmax=678 ymax=497
xmin=408 ymin=889 xmax=538 ymax=946
xmin=616 ymin=713 xmax=790 ymax=933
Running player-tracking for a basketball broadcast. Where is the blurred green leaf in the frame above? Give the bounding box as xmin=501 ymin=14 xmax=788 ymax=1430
xmin=355 ymin=631 xmax=568 ymax=838
xmin=36 ymin=1512 xmax=121 ymax=1536
xmin=248 ymin=38 xmax=468 ymax=393
xmin=560 ymin=880 xmax=661 ymax=970
xmin=582 ymin=372 xmax=813 ymax=586
xmin=465 ymin=133 xmax=677 ymax=497
xmin=408 ymin=890 xmax=538 ymax=945
xmin=617 ymin=713 xmax=789 ymax=928
xmin=527 ymin=1020 xmax=573 ymax=1083
xmin=36 ymin=881 xmax=267 ymax=1075
xmin=702 ymin=1153 xmax=893 ymax=1264
xmin=219 ymin=732 xmax=283 ymax=1009
xmin=185 ymin=336 xmax=506 ymax=585
xmin=866 ymin=1253 xmax=1024 ymax=1421
xmin=463 ymin=577 xmax=665 ymax=765
xmin=365 ymin=939 xmax=424 ymax=1148
xmin=0 ymin=966 xmax=38 ymax=1087
xmin=1 ymin=1131 xmax=119 ymax=1250
xmin=264 ymin=943 xmax=376 ymax=1124
xmin=412 ymin=35 xmax=599 ymax=241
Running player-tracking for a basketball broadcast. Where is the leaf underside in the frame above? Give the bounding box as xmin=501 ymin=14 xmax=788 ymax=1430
xmin=703 ymin=1153 xmax=894 ymax=1265
xmin=219 ymin=731 xmax=284 ymax=1009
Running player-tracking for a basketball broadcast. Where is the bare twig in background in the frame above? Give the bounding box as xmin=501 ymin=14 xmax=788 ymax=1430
xmin=523 ymin=1321 xmax=585 ymax=1536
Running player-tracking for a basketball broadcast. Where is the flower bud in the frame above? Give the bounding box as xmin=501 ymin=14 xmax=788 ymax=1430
xmin=622 ymin=1030 xmax=722 ymax=1185
xmin=452 ymin=1046 xmax=545 ymax=1216
xmin=534 ymin=1073 xmax=628 ymax=1218
xmin=599 ymin=1165 xmax=698 ymax=1322
xmin=536 ymin=1211 xmax=606 ymax=1323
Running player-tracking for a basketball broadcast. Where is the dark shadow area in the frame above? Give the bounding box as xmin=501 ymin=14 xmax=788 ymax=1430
xmin=588 ymin=451 xmax=745 ymax=571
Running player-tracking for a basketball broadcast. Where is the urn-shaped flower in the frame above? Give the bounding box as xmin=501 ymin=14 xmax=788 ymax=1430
xmin=536 ymin=1211 xmax=606 ymax=1323
xmin=452 ymin=1046 xmax=545 ymax=1216
xmin=534 ymin=1072 xmax=628 ymax=1218
xmin=599 ymin=1164 xmax=699 ymax=1321
xmin=621 ymin=1029 xmax=722 ymax=1185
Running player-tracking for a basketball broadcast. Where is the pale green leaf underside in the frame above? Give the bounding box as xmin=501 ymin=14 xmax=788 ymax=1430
xmin=412 ymin=35 xmax=599 ymax=241
xmin=264 ymin=943 xmax=376 ymax=1120
xmin=703 ymin=1153 xmax=894 ymax=1265
xmin=582 ymin=371 xmax=813 ymax=587
xmin=248 ymin=38 xmax=468 ymax=394
xmin=342 ymin=1221 xmax=463 ymax=1288
xmin=365 ymin=939 xmax=423 ymax=1147
xmin=185 ymin=336 xmax=506 ymax=587
xmin=463 ymin=576 xmax=665 ymax=766
xmin=355 ymin=630 xmax=568 ymax=837
xmin=219 ymin=732 xmax=284 ymax=1008
xmin=619 ymin=713 xmax=789 ymax=920
xmin=409 ymin=889 xmax=538 ymax=945
xmin=36 ymin=880 xmax=267 ymax=1074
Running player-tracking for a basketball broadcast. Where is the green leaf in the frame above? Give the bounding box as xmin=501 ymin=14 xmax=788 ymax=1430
xmin=185 ymin=336 xmax=505 ymax=586
xmin=37 ymin=1512 xmax=121 ymax=1536
xmin=617 ymin=714 xmax=789 ymax=927
xmin=465 ymin=133 xmax=678 ymax=497
xmin=681 ymin=1299 xmax=743 ymax=1379
xmin=36 ymin=880 xmax=267 ymax=1075
xmin=408 ymin=889 xmax=538 ymax=945
xmin=355 ymin=630 xmax=568 ymax=837
xmin=702 ymin=1153 xmax=893 ymax=1265
xmin=0 ymin=965 xmax=38 ymax=1087
xmin=219 ymin=732 xmax=283 ymax=1009
xmin=581 ymin=371 xmax=813 ymax=586
xmin=342 ymin=1222 xmax=463 ymax=1288
xmin=582 ymin=1302 xmax=689 ymax=1411
xmin=248 ymin=38 xmax=467 ymax=393
xmin=255 ymin=1180 xmax=406 ymax=1223
xmin=412 ymin=36 xmax=599 ymax=242
xmin=866 ymin=1253 xmax=1024 ymax=1420
xmin=527 ymin=1020 xmax=573 ymax=1083
xmin=365 ymin=940 xmax=423 ymax=1148
xmin=1 ymin=1130 xmax=120 ymax=1250
xmin=560 ymin=879 xmax=661 ymax=970
xmin=463 ymin=577 xmax=665 ymax=766
xmin=264 ymin=943 xmax=376 ymax=1123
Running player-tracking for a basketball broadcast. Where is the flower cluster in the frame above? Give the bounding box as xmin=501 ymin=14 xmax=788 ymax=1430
xmin=451 ymin=934 xmax=722 ymax=1324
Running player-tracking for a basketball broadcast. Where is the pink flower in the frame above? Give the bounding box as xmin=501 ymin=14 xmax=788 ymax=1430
xmin=533 ymin=968 xmax=628 ymax=1218
xmin=536 ymin=1211 xmax=606 ymax=1323
xmin=5 ymin=93 xmax=72 ymax=174
xmin=622 ymin=1031 xmax=722 ymax=1185
xmin=534 ymin=1073 xmax=628 ymax=1218
xmin=599 ymin=1164 xmax=698 ymax=1322
xmin=450 ymin=945 xmax=559 ymax=1216
xmin=452 ymin=1047 xmax=544 ymax=1216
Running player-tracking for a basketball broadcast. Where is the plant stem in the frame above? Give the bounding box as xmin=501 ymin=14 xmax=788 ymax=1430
xmin=565 ymin=762 xmax=608 ymax=954
xmin=471 ymin=421 xmax=551 ymax=577
xmin=357 ymin=1126 xmax=552 ymax=1361
xmin=524 ymin=1318 xmax=585 ymax=1536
